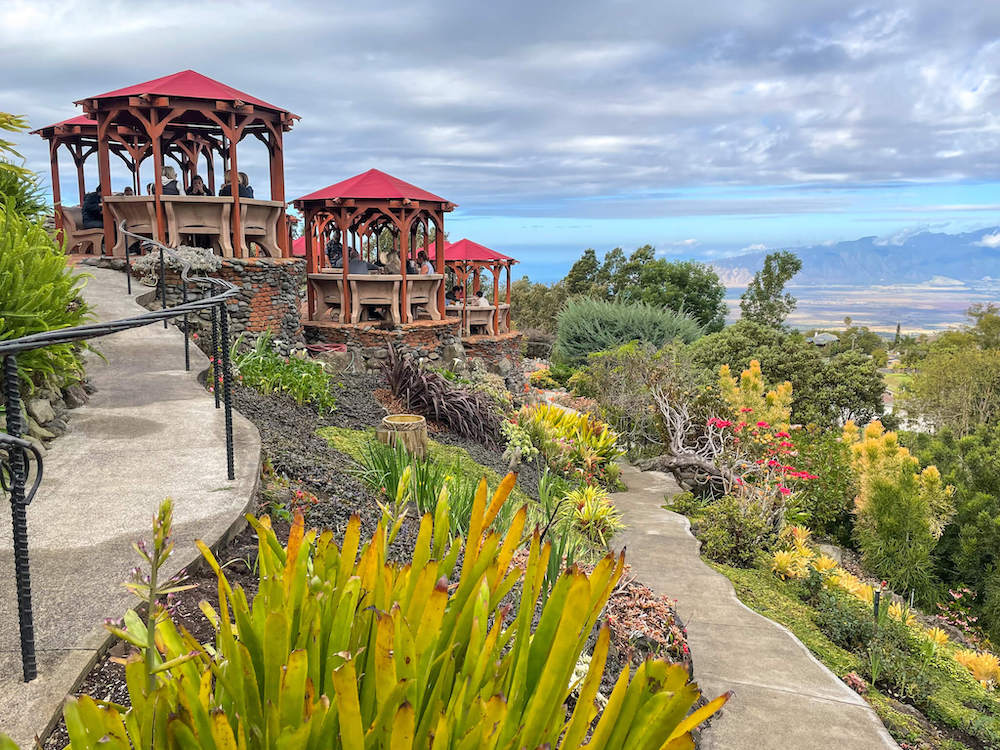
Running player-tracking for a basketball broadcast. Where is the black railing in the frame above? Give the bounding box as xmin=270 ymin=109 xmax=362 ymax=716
xmin=0 ymin=225 xmax=241 ymax=682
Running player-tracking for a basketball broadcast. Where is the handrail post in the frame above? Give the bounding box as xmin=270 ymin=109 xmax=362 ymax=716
xmin=3 ymin=355 xmax=37 ymax=682
xmin=211 ymin=305 xmax=221 ymax=409
xmin=124 ymin=242 xmax=132 ymax=295
xmin=159 ymin=248 xmax=167 ymax=329
xmin=218 ymin=302 xmax=235 ymax=480
xmin=182 ymin=276 xmax=190 ymax=372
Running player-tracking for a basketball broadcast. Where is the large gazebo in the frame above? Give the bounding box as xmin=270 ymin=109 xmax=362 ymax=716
xmin=294 ymin=169 xmax=455 ymax=325
xmin=38 ymin=70 xmax=297 ymax=258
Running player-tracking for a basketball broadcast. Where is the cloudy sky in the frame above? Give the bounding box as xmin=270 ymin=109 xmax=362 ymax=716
xmin=4 ymin=0 xmax=1000 ymax=279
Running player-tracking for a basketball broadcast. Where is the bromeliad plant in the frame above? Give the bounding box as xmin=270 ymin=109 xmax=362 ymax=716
xmin=385 ymin=346 xmax=502 ymax=446
xmin=51 ymin=475 xmax=729 ymax=750
xmin=516 ymin=402 xmax=624 ymax=487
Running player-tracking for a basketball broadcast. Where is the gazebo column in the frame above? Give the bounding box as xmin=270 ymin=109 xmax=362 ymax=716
xmin=48 ymin=142 xmax=62 ymax=234
xmin=268 ymin=131 xmax=288 ymax=255
xmin=339 ymin=213 xmax=351 ymax=323
xmin=492 ymin=263 xmax=500 ymax=335
xmin=227 ymin=116 xmax=243 ymax=258
xmin=150 ymin=113 xmax=166 ymax=242
xmin=506 ymin=263 xmax=512 ymax=305
xmin=95 ymin=111 xmax=115 ymax=255
xmin=400 ymin=219 xmax=409 ymax=324
xmin=305 ymin=206 xmax=316 ymax=319
xmin=435 ymin=218 xmax=445 ymax=317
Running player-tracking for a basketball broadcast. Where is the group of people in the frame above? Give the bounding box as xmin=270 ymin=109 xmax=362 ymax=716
xmin=79 ymin=169 xmax=257 ymax=230
xmin=323 ymin=230 xmax=436 ymax=277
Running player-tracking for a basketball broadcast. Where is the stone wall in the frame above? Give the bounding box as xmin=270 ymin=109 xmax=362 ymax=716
xmin=304 ymin=319 xmax=465 ymax=373
xmin=155 ymin=258 xmax=306 ymax=354
xmin=462 ymin=332 xmax=525 ymax=388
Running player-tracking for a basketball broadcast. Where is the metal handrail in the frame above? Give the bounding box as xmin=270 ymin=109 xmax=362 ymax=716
xmin=0 ymin=223 xmax=241 ymax=682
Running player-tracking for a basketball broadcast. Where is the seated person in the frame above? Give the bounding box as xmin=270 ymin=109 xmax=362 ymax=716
xmin=81 ymin=186 xmax=103 ymax=228
xmin=188 ymin=174 xmax=212 ymax=196
xmin=239 ymin=172 xmax=254 ymax=198
xmin=416 ymin=250 xmax=434 ymax=274
xmin=347 ymin=248 xmax=378 ymax=274
xmin=381 ymin=248 xmax=401 ymax=274
xmin=445 ymin=285 xmax=463 ymax=304
xmin=161 ymin=165 xmax=184 ymax=195
xmin=326 ymin=238 xmax=343 ymax=268
xmin=122 ymin=186 xmax=135 ymax=196
xmin=219 ymin=171 xmax=253 ymax=198
xmin=471 ymin=289 xmax=491 ymax=307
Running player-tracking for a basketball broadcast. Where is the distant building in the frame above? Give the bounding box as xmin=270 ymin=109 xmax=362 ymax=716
xmin=807 ymin=332 xmax=839 ymax=346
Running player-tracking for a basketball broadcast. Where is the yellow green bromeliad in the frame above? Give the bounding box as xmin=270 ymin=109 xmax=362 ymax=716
xmin=26 ymin=475 xmax=728 ymax=749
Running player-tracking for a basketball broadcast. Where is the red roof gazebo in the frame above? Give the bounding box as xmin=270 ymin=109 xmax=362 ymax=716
xmin=293 ymin=169 xmax=456 ymax=324
xmin=432 ymin=239 xmax=517 ymax=336
xmin=70 ymin=69 xmax=297 ymax=257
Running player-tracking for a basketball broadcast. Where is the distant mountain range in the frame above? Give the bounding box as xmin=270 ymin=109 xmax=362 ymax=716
xmin=711 ymin=227 xmax=1000 ymax=287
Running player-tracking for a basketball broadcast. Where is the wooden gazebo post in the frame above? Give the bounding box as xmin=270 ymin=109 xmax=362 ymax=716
xmin=47 ymin=142 xmax=62 ymax=234
xmin=95 ymin=110 xmax=115 ymax=255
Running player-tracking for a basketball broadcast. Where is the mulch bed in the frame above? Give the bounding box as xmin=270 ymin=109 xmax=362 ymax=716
xmin=42 ymin=371 xmax=694 ymax=747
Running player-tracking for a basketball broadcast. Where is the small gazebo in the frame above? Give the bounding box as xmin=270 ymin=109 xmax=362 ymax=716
xmin=39 ymin=70 xmax=298 ymax=258
xmin=294 ymin=169 xmax=456 ymax=325
xmin=434 ymin=238 xmax=517 ymax=336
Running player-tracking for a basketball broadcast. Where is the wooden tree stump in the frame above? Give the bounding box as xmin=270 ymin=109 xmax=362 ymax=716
xmin=377 ymin=414 xmax=428 ymax=459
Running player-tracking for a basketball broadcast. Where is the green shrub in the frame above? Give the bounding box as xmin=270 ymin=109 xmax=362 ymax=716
xmin=565 ymin=484 xmax=624 ymax=548
xmin=696 ymin=495 xmax=777 ymax=566
xmin=0 ymin=206 xmax=92 ymax=389
xmin=815 ymin=590 xmax=875 ymax=654
xmin=231 ymin=332 xmax=337 ymax=412
xmin=554 ymin=297 xmax=702 ymax=363
xmin=855 ymin=471 xmax=937 ymax=601
xmin=792 ymin=426 xmax=857 ymax=544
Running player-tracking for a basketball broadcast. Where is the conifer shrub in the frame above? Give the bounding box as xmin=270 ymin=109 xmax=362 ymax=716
xmin=554 ymin=297 xmax=702 ymax=363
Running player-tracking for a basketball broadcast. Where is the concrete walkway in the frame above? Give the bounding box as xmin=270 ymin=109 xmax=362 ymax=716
xmin=0 ymin=267 xmax=260 ymax=747
xmin=613 ymin=463 xmax=899 ymax=750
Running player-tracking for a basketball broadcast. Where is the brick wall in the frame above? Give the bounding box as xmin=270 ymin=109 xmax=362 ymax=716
xmin=158 ymin=258 xmax=306 ymax=354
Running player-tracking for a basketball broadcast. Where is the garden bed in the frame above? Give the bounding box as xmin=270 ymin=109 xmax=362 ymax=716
xmin=40 ymin=365 xmax=701 ymax=748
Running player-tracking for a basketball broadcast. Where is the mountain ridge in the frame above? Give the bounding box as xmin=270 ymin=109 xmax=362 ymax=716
xmin=711 ymin=227 xmax=1000 ymax=287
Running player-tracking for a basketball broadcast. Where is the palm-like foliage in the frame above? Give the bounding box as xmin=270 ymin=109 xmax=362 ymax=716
xmin=384 ymin=347 xmax=501 ymax=446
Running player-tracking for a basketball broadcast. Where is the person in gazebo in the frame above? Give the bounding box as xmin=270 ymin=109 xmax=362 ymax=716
xmin=188 ymin=175 xmax=212 ymax=196
xmin=446 ymin=285 xmax=463 ymax=304
xmin=81 ymin=185 xmax=103 ymax=228
xmin=471 ymin=288 xmax=491 ymax=307
xmin=416 ymin=250 xmax=434 ymax=275
xmin=219 ymin=171 xmax=252 ymax=198
xmin=161 ymin=165 xmax=184 ymax=195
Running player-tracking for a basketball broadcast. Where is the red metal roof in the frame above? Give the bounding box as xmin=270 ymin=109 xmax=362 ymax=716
xmin=31 ymin=114 xmax=97 ymax=134
xmin=436 ymin=238 xmax=515 ymax=263
xmin=77 ymin=70 xmax=290 ymax=114
xmin=295 ymin=169 xmax=450 ymax=204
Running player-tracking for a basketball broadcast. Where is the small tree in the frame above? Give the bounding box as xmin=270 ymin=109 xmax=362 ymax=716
xmin=739 ymin=250 xmax=803 ymax=327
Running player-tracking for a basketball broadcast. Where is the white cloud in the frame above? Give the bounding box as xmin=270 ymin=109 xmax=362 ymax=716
xmin=741 ymin=243 xmax=767 ymax=252
xmin=975 ymin=231 xmax=1000 ymax=248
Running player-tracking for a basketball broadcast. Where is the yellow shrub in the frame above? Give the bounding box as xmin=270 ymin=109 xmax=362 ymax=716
xmin=888 ymin=601 xmax=916 ymax=627
xmin=718 ymin=359 xmax=792 ymax=431
xmin=772 ymin=550 xmax=798 ymax=580
xmin=812 ymin=555 xmax=838 ymax=574
xmin=955 ymin=650 xmax=1000 ymax=688
xmin=925 ymin=627 xmax=949 ymax=648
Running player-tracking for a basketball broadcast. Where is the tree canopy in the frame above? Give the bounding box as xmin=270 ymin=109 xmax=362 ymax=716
xmin=739 ymin=250 xmax=802 ymax=327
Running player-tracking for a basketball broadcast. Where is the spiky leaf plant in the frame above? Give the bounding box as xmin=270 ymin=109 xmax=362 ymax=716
xmin=46 ymin=474 xmax=728 ymax=749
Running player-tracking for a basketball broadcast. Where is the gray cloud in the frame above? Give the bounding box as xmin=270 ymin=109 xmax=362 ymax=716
xmin=3 ymin=0 xmax=1000 ymax=219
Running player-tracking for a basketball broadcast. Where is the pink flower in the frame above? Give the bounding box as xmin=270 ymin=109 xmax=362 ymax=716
xmin=740 ymin=407 xmax=753 ymax=413
xmin=756 ymin=421 xmax=770 ymax=428
xmin=776 ymin=431 xmax=790 ymax=438
xmin=777 ymin=486 xmax=791 ymax=496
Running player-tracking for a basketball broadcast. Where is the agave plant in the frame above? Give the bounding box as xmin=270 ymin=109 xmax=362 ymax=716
xmin=384 ymin=346 xmax=501 ymax=446
xmin=48 ymin=474 xmax=728 ymax=749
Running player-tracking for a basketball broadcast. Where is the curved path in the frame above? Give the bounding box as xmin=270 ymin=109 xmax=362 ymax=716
xmin=613 ymin=463 xmax=899 ymax=750
xmin=0 ymin=267 xmax=261 ymax=747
